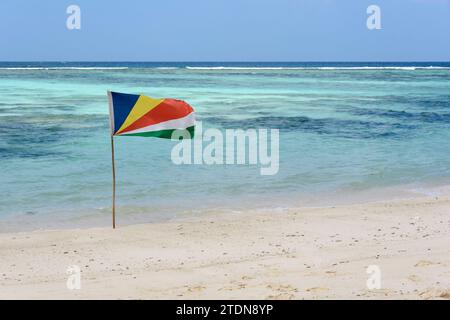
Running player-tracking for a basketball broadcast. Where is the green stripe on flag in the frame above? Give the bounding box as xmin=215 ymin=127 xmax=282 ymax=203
xmin=119 ymin=126 xmax=195 ymax=139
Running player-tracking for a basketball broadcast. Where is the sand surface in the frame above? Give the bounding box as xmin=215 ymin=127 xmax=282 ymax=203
xmin=1 ymin=194 xmax=449 ymax=299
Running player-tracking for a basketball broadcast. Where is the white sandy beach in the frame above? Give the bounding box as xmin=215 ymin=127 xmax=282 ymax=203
xmin=1 ymin=193 xmax=449 ymax=300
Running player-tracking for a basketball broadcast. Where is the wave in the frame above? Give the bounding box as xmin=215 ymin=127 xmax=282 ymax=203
xmin=1 ymin=66 xmax=448 ymax=71
xmin=185 ymin=66 xmax=304 ymax=70
xmin=202 ymin=115 xmax=415 ymax=139
xmin=317 ymin=66 xmax=450 ymax=70
xmin=0 ymin=67 xmax=129 ymax=70
xmin=185 ymin=66 xmax=450 ymax=71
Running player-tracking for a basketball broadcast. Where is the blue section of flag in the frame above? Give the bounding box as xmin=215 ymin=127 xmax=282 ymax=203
xmin=110 ymin=91 xmax=140 ymax=134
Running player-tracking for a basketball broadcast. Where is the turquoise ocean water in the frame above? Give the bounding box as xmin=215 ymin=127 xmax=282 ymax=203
xmin=1 ymin=62 xmax=450 ymax=231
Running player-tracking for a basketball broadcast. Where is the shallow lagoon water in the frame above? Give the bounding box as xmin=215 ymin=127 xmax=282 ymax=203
xmin=1 ymin=62 xmax=450 ymax=230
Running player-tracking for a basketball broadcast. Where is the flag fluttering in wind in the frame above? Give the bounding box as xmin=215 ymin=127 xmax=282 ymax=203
xmin=108 ymin=91 xmax=195 ymax=139
xmin=107 ymin=91 xmax=196 ymax=229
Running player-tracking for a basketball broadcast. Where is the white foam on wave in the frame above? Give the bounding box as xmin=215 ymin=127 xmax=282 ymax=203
xmin=186 ymin=66 xmax=303 ymax=70
xmin=2 ymin=66 xmax=448 ymax=71
xmin=0 ymin=67 xmax=129 ymax=70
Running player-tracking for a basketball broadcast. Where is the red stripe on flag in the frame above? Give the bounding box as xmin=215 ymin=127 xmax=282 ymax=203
xmin=118 ymin=99 xmax=194 ymax=134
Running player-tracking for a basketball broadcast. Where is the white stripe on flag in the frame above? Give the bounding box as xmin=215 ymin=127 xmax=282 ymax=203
xmin=117 ymin=112 xmax=195 ymax=135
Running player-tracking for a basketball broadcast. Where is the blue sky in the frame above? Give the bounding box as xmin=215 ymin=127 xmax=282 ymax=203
xmin=0 ymin=0 xmax=449 ymax=61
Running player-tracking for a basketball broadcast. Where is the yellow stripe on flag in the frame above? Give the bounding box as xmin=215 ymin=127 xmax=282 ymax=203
xmin=116 ymin=95 xmax=164 ymax=134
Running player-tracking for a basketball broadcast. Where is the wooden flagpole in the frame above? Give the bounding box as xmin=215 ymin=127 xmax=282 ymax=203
xmin=107 ymin=91 xmax=117 ymax=229
xmin=111 ymin=135 xmax=116 ymax=229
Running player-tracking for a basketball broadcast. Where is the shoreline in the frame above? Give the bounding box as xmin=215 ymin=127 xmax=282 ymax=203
xmin=1 ymin=192 xmax=449 ymax=299
xmin=2 ymin=182 xmax=449 ymax=234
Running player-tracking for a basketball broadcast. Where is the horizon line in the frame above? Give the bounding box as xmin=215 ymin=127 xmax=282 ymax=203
xmin=0 ymin=60 xmax=450 ymax=63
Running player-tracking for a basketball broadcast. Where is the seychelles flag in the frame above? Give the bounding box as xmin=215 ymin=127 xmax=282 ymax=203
xmin=108 ymin=91 xmax=195 ymax=139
